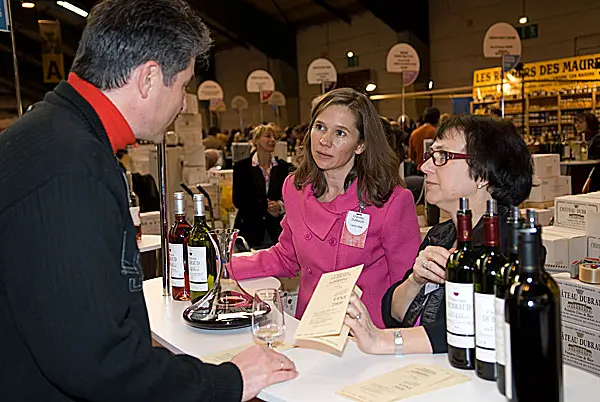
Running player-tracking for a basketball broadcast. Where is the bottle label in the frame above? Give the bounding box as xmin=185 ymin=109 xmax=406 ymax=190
xmin=129 ymin=206 xmax=141 ymax=226
xmin=495 ymin=296 xmax=506 ymax=365
xmin=475 ymin=293 xmax=496 ymax=363
xmin=445 ymin=281 xmax=475 ymax=348
xmin=505 ymin=321 xmax=513 ymax=399
xmin=169 ymin=243 xmax=185 ymax=287
xmin=188 ymin=246 xmax=208 ymax=292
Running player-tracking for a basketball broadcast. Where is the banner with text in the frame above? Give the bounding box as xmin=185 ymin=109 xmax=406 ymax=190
xmin=473 ymin=53 xmax=600 ymax=100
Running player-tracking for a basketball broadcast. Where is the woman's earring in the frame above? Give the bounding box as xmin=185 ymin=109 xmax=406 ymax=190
xmin=477 ymin=183 xmax=483 ymax=189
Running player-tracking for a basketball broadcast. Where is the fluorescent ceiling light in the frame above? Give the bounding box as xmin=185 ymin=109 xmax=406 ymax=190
xmin=519 ymin=16 xmax=528 ymax=24
xmin=347 ymin=51 xmax=354 ymax=58
xmin=22 ymin=2 xmax=36 ymax=8
xmin=57 ymin=1 xmax=89 ymax=18
xmin=365 ymin=83 xmax=377 ymax=92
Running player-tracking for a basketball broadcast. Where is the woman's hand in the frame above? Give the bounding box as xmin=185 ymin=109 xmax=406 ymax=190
xmin=267 ymin=200 xmax=281 ymax=217
xmin=411 ymin=246 xmax=453 ymax=285
xmin=344 ymin=293 xmax=394 ymax=355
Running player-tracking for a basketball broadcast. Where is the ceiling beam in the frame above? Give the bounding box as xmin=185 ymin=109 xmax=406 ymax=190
xmin=191 ymin=0 xmax=297 ymax=67
xmin=270 ymin=0 xmax=291 ymax=26
xmin=357 ymin=0 xmax=429 ymax=44
xmin=311 ymin=0 xmax=351 ymax=25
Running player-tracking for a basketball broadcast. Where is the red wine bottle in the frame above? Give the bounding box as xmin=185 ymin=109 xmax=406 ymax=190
xmin=474 ymin=199 xmax=507 ymax=381
xmin=169 ymin=192 xmax=192 ymax=301
xmin=445 ymin=197 xmax=477 ymax=370
xmin=505 ymin=210 xmax=563 ymax=402
xmin=495 ymin=206 xmax=520 ymax=395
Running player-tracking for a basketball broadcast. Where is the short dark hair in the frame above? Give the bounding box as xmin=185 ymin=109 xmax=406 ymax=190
xmin=71 ymin=0 xmax=212 ymax=90
xmin=423 ymin=107 xmax=441 ymax=125
xmin=435 ymin=115 xmax=532 ymax=206
xmin=575 ymin=112 xmax=599 ymax=134
xmin=294 ymin=88 xmax=401 ymax=207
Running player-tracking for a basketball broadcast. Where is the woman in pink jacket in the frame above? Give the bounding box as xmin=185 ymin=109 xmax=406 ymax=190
xmin=232 ymin=88 xmax=421 ymax=328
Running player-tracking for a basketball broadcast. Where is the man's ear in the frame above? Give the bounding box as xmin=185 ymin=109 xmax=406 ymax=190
xmin=132 ymin=61 xmax=161 ymax=99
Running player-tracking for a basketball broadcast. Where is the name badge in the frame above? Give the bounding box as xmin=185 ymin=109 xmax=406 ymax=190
xmin=340 ymin=211 xmax=370 ymax=248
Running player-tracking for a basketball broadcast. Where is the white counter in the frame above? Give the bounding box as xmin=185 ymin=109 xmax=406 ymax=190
xmin=143 ymin=278 xmax=599 ymax=401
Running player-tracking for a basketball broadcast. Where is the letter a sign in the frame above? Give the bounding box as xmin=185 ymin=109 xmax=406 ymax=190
xmin=42 ymin=53 xmax=65 ymax=84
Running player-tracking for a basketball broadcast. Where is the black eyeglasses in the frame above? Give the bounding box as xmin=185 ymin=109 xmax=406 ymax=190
xmin=423 ymin=150 xmax=471 ymax=167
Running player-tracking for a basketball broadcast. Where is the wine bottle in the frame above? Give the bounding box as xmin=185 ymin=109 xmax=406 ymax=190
xmin=188 ymin=194 xmax=215 ymax=301
xmin=169 ymin=192 xmax=192 ymax=301
xmin=445 ymin=197 xmax=477 ymax=370
xmin=125 ymin=171 xmax=142 ymax=241
xmin=505 ymin=210 xmax=563 ymax=402
xmin=495 ymin=206 xmax=520 ymax=395
xmin=474 ymin=199 xmax=506 ymax=381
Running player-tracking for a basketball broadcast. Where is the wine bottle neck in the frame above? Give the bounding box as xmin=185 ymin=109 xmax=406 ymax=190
xmin=174 ymin=213 xmax=187 ymax=223
xmin=518 ymin=229 xmax=542 ymax=275
xmin=456 ymin=211 xmax=473 ymax=243
xmin=194 ymin=215 xmax=207 ymax=227
xmin=483 ymin=215 xmax=500 ymax=247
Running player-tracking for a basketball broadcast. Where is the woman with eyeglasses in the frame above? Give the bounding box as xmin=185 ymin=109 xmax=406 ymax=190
xmin=344 ymin=115 xmax=533 ymax=356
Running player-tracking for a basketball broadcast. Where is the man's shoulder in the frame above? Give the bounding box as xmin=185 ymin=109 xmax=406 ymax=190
xmin=0 ymin=101 xmax=118 ymax=214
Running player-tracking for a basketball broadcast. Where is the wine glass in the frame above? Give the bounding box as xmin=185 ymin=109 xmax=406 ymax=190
xmin=252 ymin=288 xmax=285 ymax=349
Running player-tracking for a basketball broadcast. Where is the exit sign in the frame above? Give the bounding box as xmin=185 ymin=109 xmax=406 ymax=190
xmin=518 ymin=23 xmax=538 ymax=40
xmin=346 ymin=55 xmax=359 ymax=68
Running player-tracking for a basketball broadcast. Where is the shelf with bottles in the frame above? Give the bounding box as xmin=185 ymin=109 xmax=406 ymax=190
xmin=505 ymin=114 xmax=524 ymax=126
xmin=504 ymin=104 xmax=523 ymax=114
xmin=470 ymin=101 xmax=499 ymax=115
xmin=563 ymin=125 xmax=576 ymax=137
xmin=561 ymin=110 xmax=582 ymax=124
xmin=559 ymin=96 xmax=593 ymax=110
xmin=528 ymin=110 xmax=559 ymax=125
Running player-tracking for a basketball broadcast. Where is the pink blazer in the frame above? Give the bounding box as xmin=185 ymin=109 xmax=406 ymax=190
xmin=231 ymin=176 xmax=421 ymax=328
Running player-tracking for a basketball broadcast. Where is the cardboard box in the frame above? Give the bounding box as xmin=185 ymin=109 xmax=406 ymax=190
xmin=562 ymin=321 xmax=600 ymax=377
xmin=532 ymin=154 xmax=560 ymax=179
xmin=140 ymin=211 xmax=161 ymax=235
xmin=542 ymin=226 xmax=587 ymax=276
xmin=557 ymin=175 xmax=572 ymax=197
xmin=182 ymin=166 xmax=206 ymax=186
xmin=554 ymin=195 xmax=600 ymax=231
xmin=521 ymin=208 xmax=554 ymax=226
xmin=529 ymin=177 xmax=559 ymax=203
xmin=555 ymin=276 xmax=600 ymax=332
xmin=542 ymin=233 xmax=572 ymax=275
xmin=589 ymin=236 xmax=600 ymax=259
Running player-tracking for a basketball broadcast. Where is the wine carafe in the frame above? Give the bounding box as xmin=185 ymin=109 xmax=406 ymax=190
xmin=183 ymin=229 xmax=257 ymax=329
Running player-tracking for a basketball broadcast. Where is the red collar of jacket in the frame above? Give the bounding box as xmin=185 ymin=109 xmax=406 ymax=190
xmin=68 ymin=73 xmax=135 ymax=153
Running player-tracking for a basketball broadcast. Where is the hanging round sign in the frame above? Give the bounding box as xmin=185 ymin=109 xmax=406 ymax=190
xmin=197 ymin=80 xmax=224 ymax=101
xmin=483 ymin=22 xmax=522 ymax=58
xmin=269 ymin=91 xmax=286 ymax=107
xmin=386 ymin=43 xmax=420 ymax=86
xmin=231 ymin=95 xmax=249 ymax=110
xmin=246 ymin=70 xmax=275 ymax=93
xmin=307 ymin=58 xmax=338 ymax=85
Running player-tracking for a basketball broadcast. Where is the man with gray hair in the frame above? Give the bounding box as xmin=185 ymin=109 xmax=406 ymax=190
xmin=0 ymin=1 xmax=296 ymax=401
